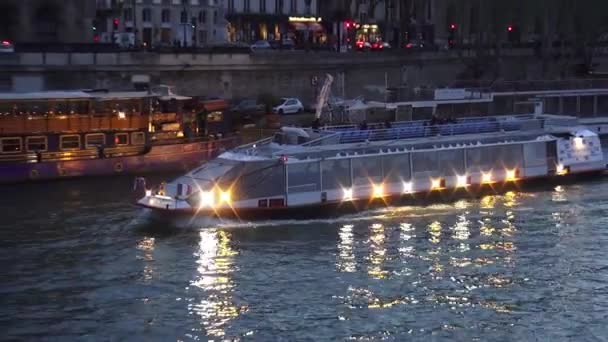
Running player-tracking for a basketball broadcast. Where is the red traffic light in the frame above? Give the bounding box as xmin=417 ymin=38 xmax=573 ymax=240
xmin=450 ymin=23 xmax=457 ymax=30
xmin=507 ymin=25 xmax=513 ymax=32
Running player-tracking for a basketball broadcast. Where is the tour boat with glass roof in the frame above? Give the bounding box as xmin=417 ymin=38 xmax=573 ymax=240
xmin=137 ymin=113 xmax=606 ymax=219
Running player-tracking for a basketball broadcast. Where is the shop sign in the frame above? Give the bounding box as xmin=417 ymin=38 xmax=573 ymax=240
xmin=289 ymin=16 xmax=322 ymax=22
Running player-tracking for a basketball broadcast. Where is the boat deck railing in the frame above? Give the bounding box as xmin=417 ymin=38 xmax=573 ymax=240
xmin=320 ymin=118 xmax=543 ymax=145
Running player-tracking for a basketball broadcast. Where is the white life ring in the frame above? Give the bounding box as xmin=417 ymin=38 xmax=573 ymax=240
xmin=114 ymin=162 xmax=124 ymax=173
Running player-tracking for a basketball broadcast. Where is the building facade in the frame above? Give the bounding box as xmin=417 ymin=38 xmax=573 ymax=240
xmin=225 ymin=0 xmax=322 ymax=45
xmin=97 ymin=0 xmax=228 ymax=47
xmin=0 ymin=0 xmax=96 ymax=44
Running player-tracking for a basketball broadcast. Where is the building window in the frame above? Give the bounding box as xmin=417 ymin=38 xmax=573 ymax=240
xmin=131 ymin=132 xmax=145 ymax=145
xmin=260 ymin=0 xmax=266 ymax=13
xmin=115 ymin=133 xmax=129 ymax=146
xmin=0 ymin=137 xmax=22 ymax=153
xmin=180 ymin=10 xmax=188 ymax=23
xmin=198 ymin=10 xmax=206 ymax=24
xmin=161 ymin=9 xmax=171 ymax=23
xmin=60 ymin=135 xmax=81 ymax=150
xmin=142 ymin=8 xmax=152 ymax=22
xmin=199 ymin=30 xmax=208 ymax=44
xmin=276 ymin=0 xmax=284 ymax=14
xmin=213 ymin=11 xmax=218 ymax=25
xmin=291 ymin=0 xmax=297 ymax=14
xmin=228 ymin=0 xmax=234 ymax=13
xmin=244 ymin=0 xmax=250 ymax=12
xmin=26 ymin=136 xmax=47 ymax=152
xmin=85 ymin=133 xmax=106 ymax=149
xmin=124 ymin=8 xmax=134 ymax=21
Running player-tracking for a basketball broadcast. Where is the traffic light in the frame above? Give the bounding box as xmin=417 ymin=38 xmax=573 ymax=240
xmin=448 ymin=23 xmax=457 ymax=47
xmin=113 ymin=18 xmax=119 ymax=30
xmin=507 ymin=25 xmax=518 ymax=43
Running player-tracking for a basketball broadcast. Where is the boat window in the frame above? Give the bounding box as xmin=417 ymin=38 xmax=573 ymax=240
xmin=412 ymin=151 xmax=439 ymax=176
xmin=60 ymin=135 xmax=81 ymax=150
xmin=85 ymin=133 xmax=106 ymax=149
xmin=0 ymin=137 xmax=22 ymax=153
xmin=191 ymin=159 xmax=238 ymax=183
xmin=523 ymin=142 xmax=547 ymax=167
xmin=131 ymin=132 xmax=145 ymax=145
xmin=115 ymin=133 xmax=129 ymax=146
xmin=236 ymin=162 xmax=285 ymax=199
xmin=26 ymin=136 xmax=47 ymax=152
xmin=322 ymin=159 xmax=351 ymax=190
xmin=207 ymin=111 xmax=223 ymax=122
xmin=438 ymin=149 xmax=465 ymax=175
xmin=383 ymin=153 xmax=410 ymax=183
xmin=352 ymin=157 xmax=383 ymax=186
xmin=287 ymin=162 xmax=320 ymax=193
xmin=496 ymin=144 xmax=523 ymax=169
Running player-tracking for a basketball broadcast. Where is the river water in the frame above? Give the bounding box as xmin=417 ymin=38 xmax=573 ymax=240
xmin=2 ymin=175 xmax=608 ymax=341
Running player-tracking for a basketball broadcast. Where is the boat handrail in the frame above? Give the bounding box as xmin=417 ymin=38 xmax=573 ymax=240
xmin=334 ymin=118 xmax=543 ymax=144
xmin=300 ymin=131 xmax=341 ymax=146
xmin=321 ymin=114 xmax=539 ymax=132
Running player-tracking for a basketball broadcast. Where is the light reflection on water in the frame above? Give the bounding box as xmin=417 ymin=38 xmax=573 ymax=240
xmin=188 ymin=230 xmax=243 ymax=338
xmin=336 ymin=190 xmax=524 ymax=322
xmin=3 ymin=178 xmax=608 ymax=341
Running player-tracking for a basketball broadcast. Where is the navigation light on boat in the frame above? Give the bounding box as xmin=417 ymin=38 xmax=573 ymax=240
xmin=482 ymin=172 xmax=493 ymax=184
xmin=199 ymin=191 xmax=215 ymax=208
xmin=373 ymin=184 xmax=384 ymax=198
xmin=220 ymin=190 xmax=231 ymax=203
xmin=505 ymin=169 xmax=518 ymax=181
xmin=342 ymin=188 xmax=353 ymax=201
xmin=456 ymin=175 xmax=469 ymax=188
xmin=556 ymin=164 xmax=569 ymax=175
xmin=431 ymin=178 xmax=443 ymax=190
xmin=573 ymin=136 xmax=585 ymax=150
xmin=402 ymin=181 xmax=413 ymax=194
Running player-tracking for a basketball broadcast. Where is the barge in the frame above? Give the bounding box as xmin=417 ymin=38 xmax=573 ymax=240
xmin=137 ymin=113 xmax=606 ymax=219
xmin=0 ymin=86 xmax=238 ymax=183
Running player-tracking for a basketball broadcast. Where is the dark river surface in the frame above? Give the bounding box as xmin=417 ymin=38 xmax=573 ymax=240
xmin=2 ymin=175 xmax=608 ymax=341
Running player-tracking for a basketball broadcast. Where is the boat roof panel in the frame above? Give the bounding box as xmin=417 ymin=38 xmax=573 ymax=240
xmin=0 ymin=91 xmax=93 ymax=101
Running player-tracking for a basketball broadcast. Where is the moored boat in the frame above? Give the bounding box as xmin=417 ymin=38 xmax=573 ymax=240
xmin=0 ymin=86 xmax=238 ymax=183
xmin=137 ymin=113 xmax=606 ymax=219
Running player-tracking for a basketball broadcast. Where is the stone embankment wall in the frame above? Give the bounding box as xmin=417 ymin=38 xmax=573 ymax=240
xmin=0 ymin=50 xmax=602 ymax=104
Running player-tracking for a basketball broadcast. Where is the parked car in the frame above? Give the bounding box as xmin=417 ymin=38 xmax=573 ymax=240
xmin=371 ymin=40 xmax=390 ymax=51
xmin=405 ymin=40 xmax=425 ymax=49
xmin=355 ymin=40 xmax=372 ymax=51
xmin=250 ymin=40 xmax=271 ymax=51
xmin=230 ymin=99 xmax=265 ymax=116
xmin=0 ymin=40 xmax=15 ymax=53
xmin=273 ymin=98 xmax=304 ymax=115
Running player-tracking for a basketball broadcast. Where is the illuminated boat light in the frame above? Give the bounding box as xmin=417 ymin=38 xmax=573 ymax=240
xmin=199 ymin=191 xmax=215 ymax=208
xmin=505 ymin=169 xmax=518 ymax=181
xmin=456 ymin=175 xmax=469 ymax=188
xmin=145 ymin=190 xmax=152 ymax=197
xmin=431 ymin=178 xmax=443 ymax=190
xmin=342 ymin=188 xmax=353 ymax=201
xmin=573 ymin=136 xmax=585 ymax=150
xmin=220 ymin=190 xmax=231 ymax=203
xmin=402 ymin=181 xmax=413 ymax=194
xmin=556 ymin=164 xmax=569 ymax=175
xmin=373 ymin=184 xmax=384 ymax=198
xmin=482 ymin=172 xmax=493 ymax=184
